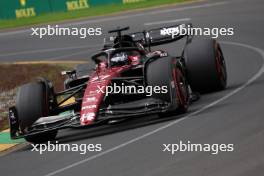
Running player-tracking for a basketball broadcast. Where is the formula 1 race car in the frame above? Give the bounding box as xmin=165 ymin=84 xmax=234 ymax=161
xmin=9 ymin=24 xmax=227 ymax=143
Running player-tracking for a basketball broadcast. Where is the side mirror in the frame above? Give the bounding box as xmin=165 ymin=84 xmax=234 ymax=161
xmin=61 ymin=71 xmax=69 ymax=76
xmin=61 ymin=70 xmax=76 ymax=76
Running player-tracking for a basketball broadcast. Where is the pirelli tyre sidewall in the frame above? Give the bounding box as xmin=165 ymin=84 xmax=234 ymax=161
xmin=185 ymin=39 xmax=227 ymax=93
xmin=16 ymin=82 xmax=57 ymax=143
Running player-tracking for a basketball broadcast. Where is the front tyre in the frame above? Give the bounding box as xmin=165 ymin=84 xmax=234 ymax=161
xmin=16 ymin=82 xmax=57 ymax=143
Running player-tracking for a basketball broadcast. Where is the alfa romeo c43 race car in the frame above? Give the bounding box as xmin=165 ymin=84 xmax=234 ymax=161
xmin=9 ymin=24 xmax=227 ymax=143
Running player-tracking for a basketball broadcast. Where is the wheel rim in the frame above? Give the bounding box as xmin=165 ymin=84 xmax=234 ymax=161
xmin=215 ymin=44 xmax=227 ymax=84
xmin=172 ymin=67 xmax=188 ymax=108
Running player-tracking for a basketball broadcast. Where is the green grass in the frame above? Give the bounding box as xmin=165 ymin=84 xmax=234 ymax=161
xmin=0 ymin=0 xmax=191 ymax=29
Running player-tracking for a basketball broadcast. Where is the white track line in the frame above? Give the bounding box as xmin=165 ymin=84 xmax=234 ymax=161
xmin=45 ymin=49 xmax=90 ymax=61
xmin=0 ymin=1 xmax=228 ymax=36
xmin=44 ymin=41 xmax=264 ymax=176
xmin=144 ymin=18 xmax=191 ymax=26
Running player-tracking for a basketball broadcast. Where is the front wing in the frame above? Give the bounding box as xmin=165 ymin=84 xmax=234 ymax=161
xmin=9 ymin=98 xmax=171 ymax=139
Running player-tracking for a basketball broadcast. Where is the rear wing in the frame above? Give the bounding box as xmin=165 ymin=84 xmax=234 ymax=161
xmin=103 ymin=23 xmax=193 ymax=50
xmin=145 ymin=23 xmax=193 ymax=46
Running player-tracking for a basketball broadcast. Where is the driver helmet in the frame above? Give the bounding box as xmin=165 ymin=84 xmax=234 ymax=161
xmin=111 ymin=52 xmax=129 ymax=66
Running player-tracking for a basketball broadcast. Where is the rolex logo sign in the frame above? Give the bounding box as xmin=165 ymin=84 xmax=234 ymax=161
xmin=16 ymin=0 xmax=36 ymax=18
xmin=20 ymin=0 xmax=26 ymax=7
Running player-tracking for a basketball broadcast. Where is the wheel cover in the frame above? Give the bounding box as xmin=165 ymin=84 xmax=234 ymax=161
xmin=172 ymin=67 xmax=188 ymax=108
xmin=215 ymin=44 xmax=227 ymax=84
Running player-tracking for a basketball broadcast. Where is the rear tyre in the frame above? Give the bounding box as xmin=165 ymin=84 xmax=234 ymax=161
xmin=16 ymin=82 xmax=57 ymax=143
xmin=185 ymin=39 xmax=227 ymax=93
xmin=145 ymin=57 xmax=189 ymax=115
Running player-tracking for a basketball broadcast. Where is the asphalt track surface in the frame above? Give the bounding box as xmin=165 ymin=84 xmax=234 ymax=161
xmin=0 ymin=0 xmax=264 ymax=175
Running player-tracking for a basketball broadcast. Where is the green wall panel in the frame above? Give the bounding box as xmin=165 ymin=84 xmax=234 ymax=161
xmin=0 ymin=0 xmax=146 ymax=19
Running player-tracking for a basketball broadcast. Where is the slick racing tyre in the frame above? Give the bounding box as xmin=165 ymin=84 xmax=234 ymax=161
xmin=185 ymin=39 xmax=227 ymax=93
xmin=145 ymin=56 xmax=189 ymax=114
xmin=16 ymin=82 xmax=57 ymax=143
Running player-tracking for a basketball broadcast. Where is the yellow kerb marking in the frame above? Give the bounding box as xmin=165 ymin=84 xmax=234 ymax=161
xmin=0 ymin=144 xmax=17 ymax=152
xmin=2 ymin=129 xmax=10 ymax=132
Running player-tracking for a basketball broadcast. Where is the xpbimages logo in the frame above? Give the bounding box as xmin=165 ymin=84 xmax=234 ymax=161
xmin=31 ymin=25 xmax=102 ymax=39
xmin=31 ymin=141 xmax=102 ymax=154
xmin=96 ymin=83 xmax=168 ymax=96
xmin=162 ymin=141 xmax=234 ymax=155
xmin=160 ymin=24 xmax=234 ymax=39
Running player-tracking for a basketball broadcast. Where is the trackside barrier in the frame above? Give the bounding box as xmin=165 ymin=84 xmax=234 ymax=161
xmin=0 ymin=0 xmax=51 ymax=19
xmin=0 ymin=0 xmax=145 ymax=19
